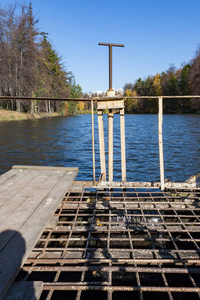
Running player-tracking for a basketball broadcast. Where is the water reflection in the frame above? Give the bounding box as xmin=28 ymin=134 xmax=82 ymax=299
xmin=0 ymin=114 xmax=200 ymax=182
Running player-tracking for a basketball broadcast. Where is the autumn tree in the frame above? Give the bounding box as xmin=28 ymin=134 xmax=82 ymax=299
xmin=124 ymin=89 xmax=138 ymax=113
xmin=153 ymin=73 xmax=163 ymax=96
xmin=189 ymin=46 xmax=200 ymax=111
xmin=0 ymin=2 xmax=79 ymax=115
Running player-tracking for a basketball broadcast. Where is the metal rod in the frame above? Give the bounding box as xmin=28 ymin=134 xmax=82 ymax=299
xmin=98 ymin=42 xmax=124 ymax=91
xmin=158 ymin=97 xmax=165 ymax=191
xmin=108 ymin=109 xmax=113 ymax=181
xmin=91 ymin=100 xmax=96 ymax=185
xmin=109 ymin=46 xmax=112 ymax=90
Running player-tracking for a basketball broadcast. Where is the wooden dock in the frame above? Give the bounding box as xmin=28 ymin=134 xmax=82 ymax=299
xmin=0 ymin=165 xmax=78 ymax=300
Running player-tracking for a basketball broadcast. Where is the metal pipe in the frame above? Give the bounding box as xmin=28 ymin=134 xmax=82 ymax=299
xmin=98 ymin=42 xmax=124 ymax=91
xmin=109 ymin=45 xmax=112 ymax=90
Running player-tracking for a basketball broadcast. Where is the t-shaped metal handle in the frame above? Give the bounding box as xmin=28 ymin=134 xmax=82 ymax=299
xmin=98 ymin=42 xmax=124 ymax=91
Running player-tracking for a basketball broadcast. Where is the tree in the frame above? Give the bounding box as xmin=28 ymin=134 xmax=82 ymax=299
xmin=180 ymin=64 xmax=191 ymax=95
xmin=124 ymin=90 xmax=138 ymax=113
xmin=168 ymin=73 xmax=179 ymax=96
xmin=153 ymin=73 xmax=163 ymax=96
xmin=77 ymin=101 xmax=85 ymax=110
xmin=134 ymin=78 xmax=144 ymax=95
xmin=66 ymin=80 xmax=82 ymax=115
xmin=123 ymin=83 xmax=134 ymax=94
xmin=189 ymin=45 xmax=200 ymax=111
xmin=0 ymin=2 xmax=77 ymax=115
xmin=190 ymin=45 xmax=200 ymax=95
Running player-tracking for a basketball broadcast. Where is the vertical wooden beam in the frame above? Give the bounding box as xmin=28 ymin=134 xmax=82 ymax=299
xmin=91 ymin=100 xmax=96 ymax=185
xmin=108 ymin=109 xmax=113 ymax=182
xmin=98 ymin=110 xmax=106 ymax=181
xmin=120 ymin=106 xmax=126 ymax=182
xmin=158 ymin=97 xmax=165 ymax=191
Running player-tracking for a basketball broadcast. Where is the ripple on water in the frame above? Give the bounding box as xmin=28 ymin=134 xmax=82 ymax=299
xmin=0 ymin=114 xmax=200 ymax=182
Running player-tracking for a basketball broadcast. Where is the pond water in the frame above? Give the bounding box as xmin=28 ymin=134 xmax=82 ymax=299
xmin=0 ymin=114 xmax=200 ymax=182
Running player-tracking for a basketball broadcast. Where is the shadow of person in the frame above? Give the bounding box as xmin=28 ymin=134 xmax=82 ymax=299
xmin=0 ymin=230 xmax=36 ymax=300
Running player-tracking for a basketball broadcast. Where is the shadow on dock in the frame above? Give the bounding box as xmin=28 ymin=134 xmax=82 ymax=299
xmin=0 ymin=230 xmax=36 ymax=300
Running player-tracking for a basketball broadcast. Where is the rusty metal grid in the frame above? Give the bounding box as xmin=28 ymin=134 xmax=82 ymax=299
xmin=17 ymin=187 xmax=200 ymax=300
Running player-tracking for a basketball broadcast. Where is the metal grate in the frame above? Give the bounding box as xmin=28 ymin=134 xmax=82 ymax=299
xmin=17 ymin=187 xmax=200 ymax=300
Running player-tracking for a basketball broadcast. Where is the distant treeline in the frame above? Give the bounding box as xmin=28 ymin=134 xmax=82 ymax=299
xmin=124 ymin=47 xmax=200 ymax=114
xmin=0 ymin=2 xmax=85 ymax=115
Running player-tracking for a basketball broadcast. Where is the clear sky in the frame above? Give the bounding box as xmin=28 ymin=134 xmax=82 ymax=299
xmin=1 ymin=0 xmax=200 ymax=93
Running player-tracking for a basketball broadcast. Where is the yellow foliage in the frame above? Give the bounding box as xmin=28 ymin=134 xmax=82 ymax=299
xmin=63 ymin=102 xmax=69 ymax=115
xmin=125 ymin=89 xmax=133 ymax=97
xmin=77 ymin=101 xmax=85 ymax=110
xmin=125 ymin=90 xmax=138 ymax=112
xmin=153 ymin=73 xmax=163 ymax=96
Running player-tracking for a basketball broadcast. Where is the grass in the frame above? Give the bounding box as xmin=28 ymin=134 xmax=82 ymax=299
xmin=0 ymin=109 xmax=63 ymax=122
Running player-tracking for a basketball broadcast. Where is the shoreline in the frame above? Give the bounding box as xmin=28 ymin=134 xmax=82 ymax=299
xmin=0 ymin=109 xmax=65 ymax=122
xmin=0 ymin=109 xmax=94 ymax=122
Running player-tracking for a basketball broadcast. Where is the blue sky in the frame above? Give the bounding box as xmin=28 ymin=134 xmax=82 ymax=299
xmin=1 ymin=0 xmax=200 ymax=93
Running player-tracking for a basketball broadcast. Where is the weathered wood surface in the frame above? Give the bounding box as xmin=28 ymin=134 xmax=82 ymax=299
xmin=120 ymin=107 xmax=126 ymax=182
xmin=158 ymin=97 xmax=165 ymax=190
xmin=97 ymin=110 xmax=106 ymax=181
xmin=4 ymin=281 xmax=43 ymax=300
xmin=0 ymin=165 xmax=78 ymax=300
xmin=108 ymin=110 xmax=113 ymax=182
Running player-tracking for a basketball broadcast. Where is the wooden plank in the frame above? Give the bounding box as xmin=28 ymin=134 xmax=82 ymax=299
xmin=0 ymin=167 xmax=78 ymax=299
xmin=0 ymin=172 xmax=50 ymax=225
xmin=4 ymin=281 xmax=43 ymax=300
xmin=12 ymin=165 xmax=78 ymax=171
xmin=108 ymin=110 xmax=113 ymax=182
xmin=0 ymin=170 xmax=65 ymax=251
xmin=0 ymin=169 xmax=19 ymax=185
xmin=0 ymin=169 xmax=42 ymax=203
xmin=97 ymin=110 xmax=106 ymax=181
xmin=158 ymin=97 xmax=165 ymax=191
xmin=120 ymin=107 xmax=126 ymax=182
xmin=46 ymin=215 xmax=59 ymax=229
xmin=97 ymin=99 xmax=124 ymax=110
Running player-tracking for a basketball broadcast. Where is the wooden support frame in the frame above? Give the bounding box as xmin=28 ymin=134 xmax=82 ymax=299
xmin=97 ymin=99 xmax=126 ymax=183
xmin=108 ymin=109 xmax=114 ymax=182
xmin=97 ymin=110 xmax=106 ymax=181
xmin=158 ymin=97 xmax=165 ymax=191
xmin=91 ymin=100 xmax=96 ymax=185
xmin=120 ymin=107 xmax=126 ymax=182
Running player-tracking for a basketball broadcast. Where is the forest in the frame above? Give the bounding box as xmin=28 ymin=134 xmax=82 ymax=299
xmin=0 ymin=2 xmax=85 ymax=115
xmin=0 ymin=3 xmax=200 ymax=115
xmin=124 ymin=47 xmax=200 ymax=114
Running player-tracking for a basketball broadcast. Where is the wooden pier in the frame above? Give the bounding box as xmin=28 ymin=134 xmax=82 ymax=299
xmin=0 ymin=165 xmax=78 ymax=300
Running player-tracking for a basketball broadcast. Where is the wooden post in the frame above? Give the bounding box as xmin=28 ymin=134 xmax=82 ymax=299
xmin=108 ymin=109 xmax=113 ymax=182
xmin=120 ymin=107 xmax=126 ymax=182
xmin=98 ymin=110 xmax=106 ymax=181
xmin=91 ymin=100 xmax=96 ymax=185
xmin=158 ymin=97 xmax=165 ymax=191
